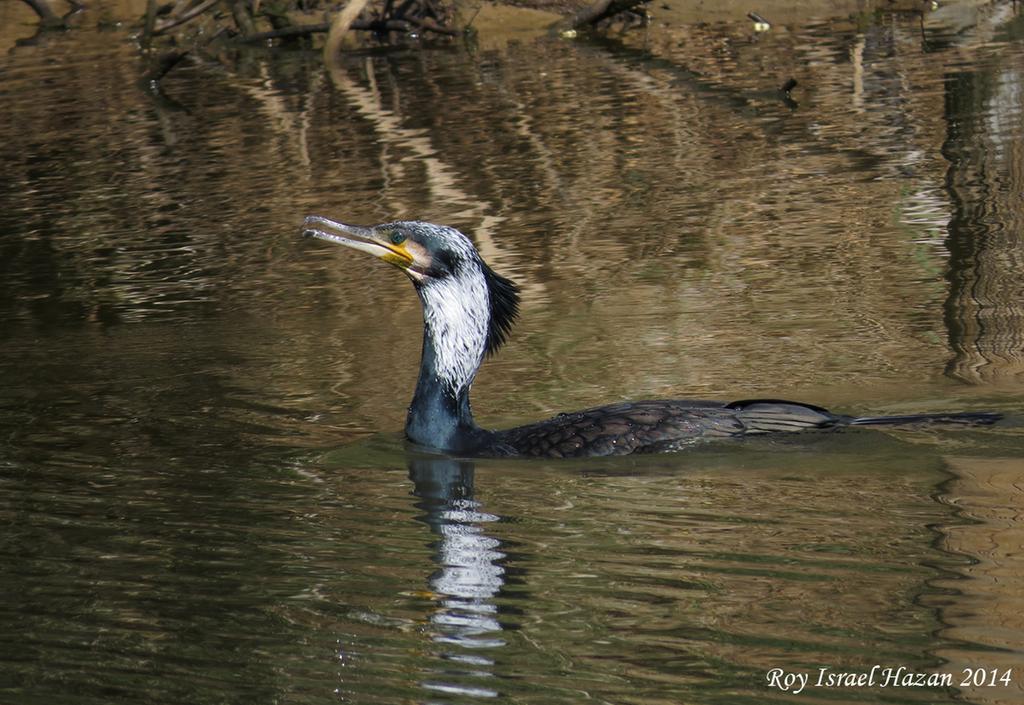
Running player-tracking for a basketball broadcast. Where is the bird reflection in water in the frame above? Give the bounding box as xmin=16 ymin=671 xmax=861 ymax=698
xmin=408 ymin=456 xmax=507 ymax=699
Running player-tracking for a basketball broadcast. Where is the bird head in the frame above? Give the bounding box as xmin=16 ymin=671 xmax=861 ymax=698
xmin=303 ymin=216 xmax=520 ymax=391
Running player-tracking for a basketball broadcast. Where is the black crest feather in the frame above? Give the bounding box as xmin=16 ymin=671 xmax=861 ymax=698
xmin=481 ymin=262 xmax=520 ymax=356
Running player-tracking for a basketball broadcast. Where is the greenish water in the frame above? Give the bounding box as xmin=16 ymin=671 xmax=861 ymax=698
xmin=2 ymin=4 xmax=1024 ymax=704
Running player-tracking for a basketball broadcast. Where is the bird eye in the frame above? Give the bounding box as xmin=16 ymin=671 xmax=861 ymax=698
xmin=389 ymin=232 xmax=406 ymax=245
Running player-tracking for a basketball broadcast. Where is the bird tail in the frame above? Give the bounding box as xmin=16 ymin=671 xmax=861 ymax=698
xmin=849 ymin=411 xmax=1002 ymax=427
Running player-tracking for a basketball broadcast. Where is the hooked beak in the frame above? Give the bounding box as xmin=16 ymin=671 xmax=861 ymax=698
xmin=302 ymin=215 xmax=416 ymax=272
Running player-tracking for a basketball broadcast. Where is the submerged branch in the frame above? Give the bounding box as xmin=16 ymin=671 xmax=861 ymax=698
xmin=142 ymin=48 xmax=191 ymax=84
xmin=21 ymin=0 xmax=66 ymax=28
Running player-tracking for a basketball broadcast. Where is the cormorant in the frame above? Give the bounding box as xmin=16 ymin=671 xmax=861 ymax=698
xmin=302 ymin=216 xmax=1000 ymax=458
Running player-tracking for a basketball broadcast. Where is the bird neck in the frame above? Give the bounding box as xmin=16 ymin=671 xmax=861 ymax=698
xmin=406 ymin=325 xmax=489 ymax=452
xmin=405 ymin=278 xmax=491 ymax=453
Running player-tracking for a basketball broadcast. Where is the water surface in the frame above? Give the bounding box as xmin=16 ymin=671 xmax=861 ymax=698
xmin=1 ymin=3 xmax=1023 ymax=704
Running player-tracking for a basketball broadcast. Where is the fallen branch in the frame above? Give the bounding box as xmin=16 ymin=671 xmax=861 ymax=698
xmin=238 ymin=21 xmax=329 ymax=41
xmin=324 ymin=0 xmax=371 ymax=59
xmin=153 ymin=0 xmax=219 ymax=35
xmin=236 ymin=15 xmax=456 ymax=43
xmin=560 ymin=0 xmax=648 ymax=30
xmin=407 ymin=14 xmax=457 ymax=35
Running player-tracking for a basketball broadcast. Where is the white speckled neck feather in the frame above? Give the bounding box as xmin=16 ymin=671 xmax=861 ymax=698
xmin=419 ymin=268 xmax=490 ymax=394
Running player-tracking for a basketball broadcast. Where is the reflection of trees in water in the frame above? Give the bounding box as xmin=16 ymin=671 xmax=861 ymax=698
xmin=6 ymin=8 xmax=1024 ymax=399
xmin=930 ymin=14 xmax=1024 ymax=705
xmin=408 ymin=457 xmax=507 ymax=699
xmin=941 ymin=12 xmax=1024 ymax=386
xmin=933 ymin=458 xmax=1024 ymax=705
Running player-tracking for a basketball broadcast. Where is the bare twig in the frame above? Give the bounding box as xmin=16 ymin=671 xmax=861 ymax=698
xmin=462 ymin=3 xmax=482 ymax=30
xmin=167 ymin=0 xmax=195 ymax=18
